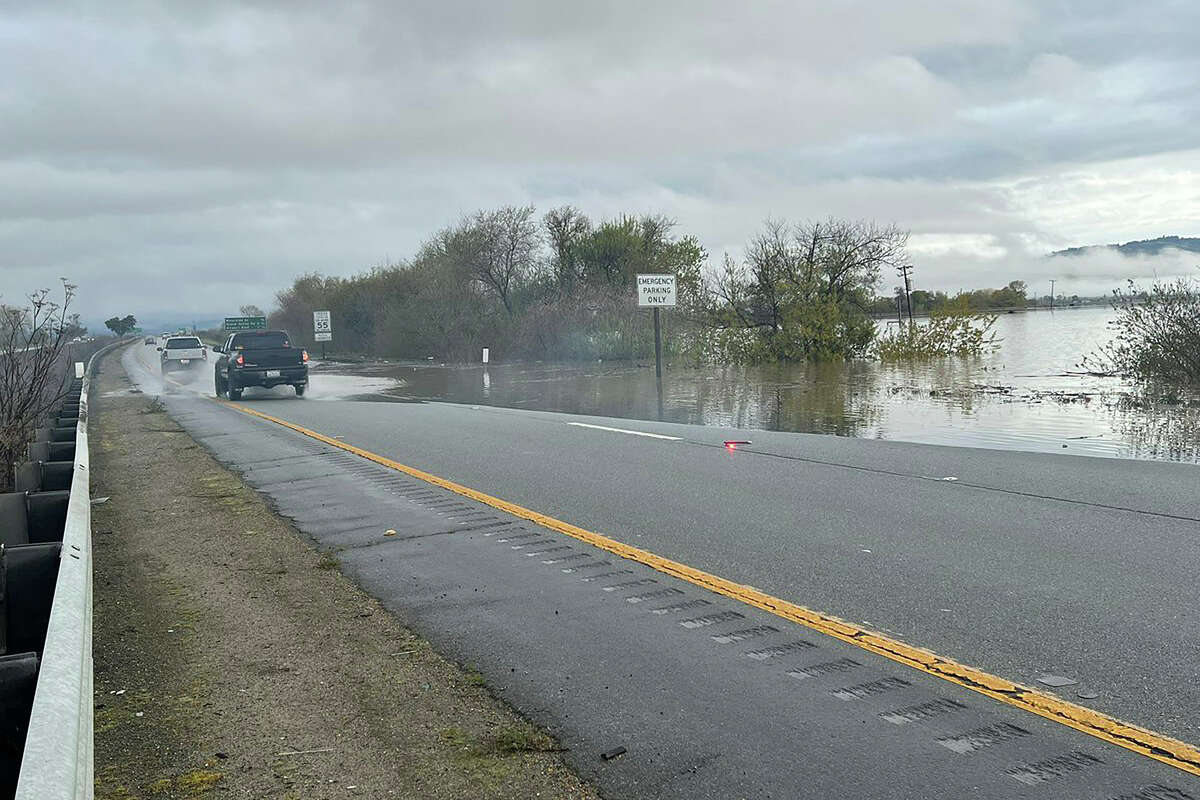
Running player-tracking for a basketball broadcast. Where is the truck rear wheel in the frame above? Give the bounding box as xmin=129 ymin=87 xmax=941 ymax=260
xmin=294 ymin=384 xmax=306 ymax=397
xmin=215 ymin=373 xmax=226 ymax=398
xmin=228 ymin=384 xmax=243 ymax=401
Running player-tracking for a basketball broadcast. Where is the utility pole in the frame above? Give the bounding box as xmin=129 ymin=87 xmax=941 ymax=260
xmin=1049 ymin=279 xmax=1056 ymax=311
xmin=897 ymin=264 xmax=915 ymax=326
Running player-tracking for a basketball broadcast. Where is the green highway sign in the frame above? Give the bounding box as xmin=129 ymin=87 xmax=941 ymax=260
xmin=223 ymin=316 xmax=267 ymax=331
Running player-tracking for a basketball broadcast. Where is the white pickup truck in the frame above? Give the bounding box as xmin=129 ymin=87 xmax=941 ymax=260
xmin=159 ymin=335 xmax=207 ymax=373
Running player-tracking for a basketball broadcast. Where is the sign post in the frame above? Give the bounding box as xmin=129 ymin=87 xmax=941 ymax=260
xmin=636 ymin=274 xmax=677 ymax=419
xmin=313 ymin=310 xmax=332 ymax=359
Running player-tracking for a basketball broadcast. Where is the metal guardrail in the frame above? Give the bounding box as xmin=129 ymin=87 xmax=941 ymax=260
xmin=14 ymin=339 xmax=126 ymax=800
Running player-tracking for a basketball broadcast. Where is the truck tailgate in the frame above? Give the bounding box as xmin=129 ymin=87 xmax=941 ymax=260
xmin=236 ymin=348 xmax=304 ymax=368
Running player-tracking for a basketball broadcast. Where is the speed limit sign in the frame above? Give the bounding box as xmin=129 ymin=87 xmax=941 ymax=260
xmin=313 ymin=310 xmax=332 ymax=342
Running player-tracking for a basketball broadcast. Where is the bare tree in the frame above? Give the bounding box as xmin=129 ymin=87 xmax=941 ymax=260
xmin=239 ymin=304 xmax=266 ymax=318
xmin=795 ymin=218 xmax=907 ymax=305
xmin=462 ymin=205 xmax=541 ymax=315
xmin=744 ymin=219 xmax=794 ymax=335
xmin=0 ymin=280 xmax=77 ymax=491
xmin=710 ymin=252 xmax=755 ymax=328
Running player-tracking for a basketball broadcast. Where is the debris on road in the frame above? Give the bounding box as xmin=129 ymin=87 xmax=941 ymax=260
xmin=600 ymin=746 xmax=627 ymax=761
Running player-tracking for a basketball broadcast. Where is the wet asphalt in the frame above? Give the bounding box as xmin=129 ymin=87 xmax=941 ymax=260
xmin=121 ymin=345 xmax=1200 ymax=798
xmin=228 ymin=396 xmax=1200 ymax=743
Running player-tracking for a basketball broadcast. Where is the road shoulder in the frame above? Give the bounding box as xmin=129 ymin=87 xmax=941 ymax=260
xmin=91 ymin=349 xmax=598 ymax=799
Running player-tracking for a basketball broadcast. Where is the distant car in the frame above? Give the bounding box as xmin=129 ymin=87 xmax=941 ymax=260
xmin=145 ymin=337 xmax=155 ymax=345
xmin=213 ymin=330 xmax=308 ymax=400
xmin=159 ymin=336 xmax=206 ymax=373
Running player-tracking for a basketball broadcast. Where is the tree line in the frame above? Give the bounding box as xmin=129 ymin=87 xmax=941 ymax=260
xmin=268 ymin=206 xmax=925 ymax=364
xmin=867 ymin=281 xmax=1030 ymax=317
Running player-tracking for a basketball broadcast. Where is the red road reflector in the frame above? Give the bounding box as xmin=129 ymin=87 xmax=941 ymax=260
xmin=724 ymin=440 xmax=752 ymax=450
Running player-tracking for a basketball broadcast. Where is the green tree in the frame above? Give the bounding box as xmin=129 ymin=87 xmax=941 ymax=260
xmin=104 ymin=314 xmax=137 ymax=336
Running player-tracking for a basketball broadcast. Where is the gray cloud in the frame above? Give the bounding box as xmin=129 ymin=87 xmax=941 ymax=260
xmin=1 ymin=0 xmax=1198 ymax=324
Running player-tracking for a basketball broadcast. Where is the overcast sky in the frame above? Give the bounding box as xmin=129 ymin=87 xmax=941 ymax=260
xmin=2 ymin=0 xmax=1199 ymax=325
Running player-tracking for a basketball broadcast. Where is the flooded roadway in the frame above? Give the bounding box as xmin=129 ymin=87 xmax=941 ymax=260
xmin=343 ymin=307 xmax=1200 ymax=464
xmin=122 ymin=309 xmax=1200 ymax=464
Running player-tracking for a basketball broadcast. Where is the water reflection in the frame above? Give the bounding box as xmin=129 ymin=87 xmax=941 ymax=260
xmin=1107 ymin=398 xmax=1200 ymax=463
xmin=350 ymin=307 xmax=1200 ymax=464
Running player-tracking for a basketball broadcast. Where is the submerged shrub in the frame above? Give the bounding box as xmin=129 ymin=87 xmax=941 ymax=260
xmin=1082 ymin=277 xmax=1200 ymax=390
xmin=874 ymin=300 xmax=998 ymax=361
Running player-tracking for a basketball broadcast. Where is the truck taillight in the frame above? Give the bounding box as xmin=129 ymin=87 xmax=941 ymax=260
xmin=302 ymin=350 xmax=309 ymax=363
xmin=235 ymin=353 xmax=244 ymax=366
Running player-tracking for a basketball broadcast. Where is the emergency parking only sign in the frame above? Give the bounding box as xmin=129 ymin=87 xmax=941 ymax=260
xmin=636 ymin=274 xmax=677 ymax=307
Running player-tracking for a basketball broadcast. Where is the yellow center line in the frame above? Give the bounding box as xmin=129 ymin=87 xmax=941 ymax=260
xmin=225 ymin=399 xmax=1200 ymax=777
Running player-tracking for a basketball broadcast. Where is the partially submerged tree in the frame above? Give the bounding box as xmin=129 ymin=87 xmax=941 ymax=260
xmin=0 ymin=280 xmax=78 ymax=491
xmin=709 ymin=218 xmax=908 ymax=361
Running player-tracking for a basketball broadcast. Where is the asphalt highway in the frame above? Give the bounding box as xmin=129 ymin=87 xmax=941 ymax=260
xmin=119 ymin=343 xmax=1200 ymax=798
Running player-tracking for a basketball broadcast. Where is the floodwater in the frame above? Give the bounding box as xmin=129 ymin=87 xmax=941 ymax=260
xmin=119 ymin=341 xmax=398 ymax=402
xmin=347 ymin=306 xmax=1200 ymax=464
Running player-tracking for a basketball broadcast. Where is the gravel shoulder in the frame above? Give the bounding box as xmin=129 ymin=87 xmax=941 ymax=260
xmin=91 ymin=348 xmax=599 ymax=799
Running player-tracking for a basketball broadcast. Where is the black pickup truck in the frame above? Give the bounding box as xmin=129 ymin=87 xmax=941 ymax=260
xmin=213 ymin=330 xmax=309 ymax=400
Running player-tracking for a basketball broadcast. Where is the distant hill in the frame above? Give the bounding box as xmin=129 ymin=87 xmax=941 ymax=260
xmin=1051 ymin=235 xmax=1200 ymax=258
